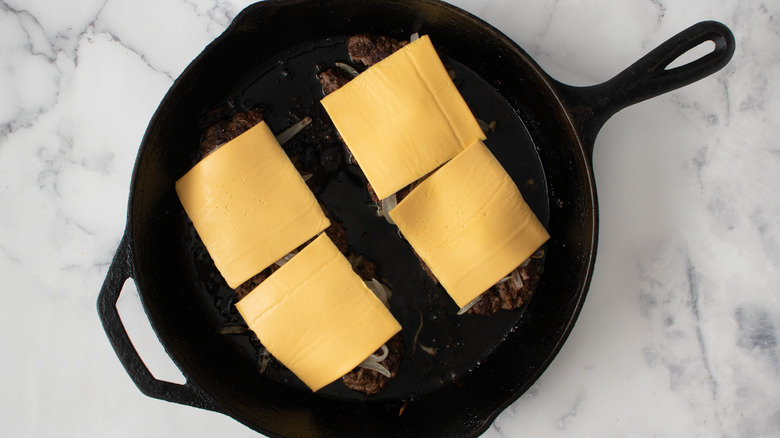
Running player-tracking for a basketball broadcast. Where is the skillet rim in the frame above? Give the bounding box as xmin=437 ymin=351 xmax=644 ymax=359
xmin=118 ymin=0 xmax=600 ymax=436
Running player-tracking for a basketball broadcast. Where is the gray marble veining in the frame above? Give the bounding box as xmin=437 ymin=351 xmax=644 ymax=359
xmin=1 ymin=0 xmax=778 ymax=436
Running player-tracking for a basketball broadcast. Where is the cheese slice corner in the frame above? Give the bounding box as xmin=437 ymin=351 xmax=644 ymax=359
xmin=235 ymin=234 xmax=401 ymax=392
xmin=389 ymin=140 xmax=549 ymax=308
xmin=175 ymin=121 xmax=330 ymax=288
xmin=321 ymin=35 xmax=485 ymax=199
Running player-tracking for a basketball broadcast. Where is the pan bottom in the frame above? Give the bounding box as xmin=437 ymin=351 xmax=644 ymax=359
xmin=180 ymin=35 xmax=549 ymax=401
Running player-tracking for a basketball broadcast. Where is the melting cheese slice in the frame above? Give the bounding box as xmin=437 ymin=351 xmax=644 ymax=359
xmin=175 ymin=121 xmax=330 ymax=288
xmin=321 ymin=35 xmax=485 ymax=199
xmin=389 ymin=140 xmax=549 ymax=309
xmin=235 ymin=234 xmax=402 ymax=392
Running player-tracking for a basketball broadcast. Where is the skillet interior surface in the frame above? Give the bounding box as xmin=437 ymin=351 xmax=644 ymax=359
xmin=185 ymin=34 xmax=551 ymax=401
xmin=126 ymin=0 xmax=596 ymax=436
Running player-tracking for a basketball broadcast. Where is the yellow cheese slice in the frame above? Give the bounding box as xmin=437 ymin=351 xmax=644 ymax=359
xmin=389 ymin=140 xmax=549 ymax=309
xmin=235 ymin=234 xmax=402 ymax=392
xmin=175 ymin=121 xmax=330 ymax=288
xmin=321 ymin=35 xmax=485 ymax=199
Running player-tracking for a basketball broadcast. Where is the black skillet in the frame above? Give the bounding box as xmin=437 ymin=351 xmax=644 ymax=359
xmin=97 ymin=1 xmax=735 ymax=437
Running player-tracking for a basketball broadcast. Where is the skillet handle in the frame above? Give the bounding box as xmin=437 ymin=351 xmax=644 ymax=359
xmin=556 ymin=20 xmax=735 ymax=152
xmin=97 ymin=233 xmax=220 ymax=412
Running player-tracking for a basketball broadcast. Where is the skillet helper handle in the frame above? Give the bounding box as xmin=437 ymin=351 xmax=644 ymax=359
xmin=557 ymin=20 xmax=736 ymax=151
xmin=97 ymin=233 xmax=219 ymax=412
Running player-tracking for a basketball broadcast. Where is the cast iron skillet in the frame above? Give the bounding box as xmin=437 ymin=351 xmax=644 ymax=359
xmin=97 ymin=1 xmax=735 ymax=437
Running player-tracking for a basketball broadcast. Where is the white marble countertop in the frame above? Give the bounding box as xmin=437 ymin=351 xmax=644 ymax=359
xmin=2 ymin=0 xmax=778 ymax=436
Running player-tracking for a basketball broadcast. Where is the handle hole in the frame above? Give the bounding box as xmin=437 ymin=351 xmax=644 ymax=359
xmin=116 ymin=278 xmax=186 ymax=385
xmin=665 ymin=40 xmax=716 ymax=70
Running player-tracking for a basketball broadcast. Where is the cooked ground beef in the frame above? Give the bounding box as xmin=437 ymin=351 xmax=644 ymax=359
xmin=201 ymin=110 xmax=402 ymax=394
xmin=201 ymin=111 xmax=373 ymax=290
xmin=319 ymin=34 xmax=408 ymax=97
xmin=342 ymin=332 xmax=404 ymax=395
xmin=392 ymin=199 xmax=541 ymax=315
xmin=467 ymin=259 xmax=541 ymax=316
xmin=411 ymin=248 xmax=439 ymax=284
xmin=200 ymin=109 xmax=264 ymax=157
xmin=319 ymin=34 xmax=542 ymax=316
xmin=347 ymin=254 xmax=378 ymax=281
xmin=318 ymin=203 xmax=350 ymax=254
xmin=318 ymin=35 xmax=409 ymax=169
xmin=366 ymin=182 xmax=380 ymax=204
xmin=348 ymin=34 xmax=408 ymax=67
xmin=395 ymin=181 xmax=419 ymax=203
xmin=318 ymin=67 xmax=354 ymax=95
xmin=234 ymin=264 xmax=280 ymax=300
xmin=324 ymin=219 xmax=349 ymax=254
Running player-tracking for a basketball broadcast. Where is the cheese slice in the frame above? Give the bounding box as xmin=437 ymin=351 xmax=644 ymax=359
xmin=321 ymin=35 xmax=485 ymax=199
xmin=175 ymin=121 xmax=330 ymax=288
xmin=235 ymin=234 xmax=402 ymax=392
xmin=389 ymin=140 xmax=549 ymax=309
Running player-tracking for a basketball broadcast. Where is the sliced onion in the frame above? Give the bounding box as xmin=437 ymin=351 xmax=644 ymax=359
xmin=496 ymin=275 xmax=511 ymax=285
xmin=348 ymin=254 xmax=364 ymax=269
xmin=358 ymin=359 xmax=392 ymax=378
xmin=301 ymin=172 xmax=313 ymax=182
xmin=365 ymin=278 xmax=392 ymax=308
xmin=410 ymin=32 xmax=420 ymax=42
xmin=336 ymin=62 xmax=360 ymax=78
xmin=477 ymin=118 xmax=497 ymax=135
xmin=218 ymin=324 xmax=249 ymax=335
xmin=274 ymin=250 xmax=297 ymax=268
xmin=457 ymin=295 xmax=483 ymax=315
xmin=369 ymin=345 xmax=389 ymax=362
xmin=412 ymin=310 xmax=423 ymax=354
xmin=380 ymin=194 xmax=397 ymax=224
xmin=358 ymin=344 xmax=392 ymax=378
xmin=519 ymin=257 xmax=531 ymax=268
xmin=276 ymin=117 xmax=312 ymax=145
xmin=511 ymin=268 xmax=524 ymax=289
xmin=258 ymin=349 xmax=271 ymax=374
xmin=418 ymin=344 xmax=437 ymax=355
xmin=343 ymin=144 xmax=354 ymax=164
